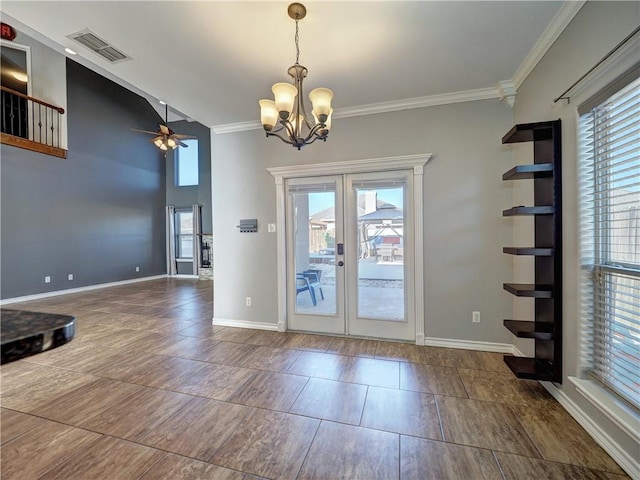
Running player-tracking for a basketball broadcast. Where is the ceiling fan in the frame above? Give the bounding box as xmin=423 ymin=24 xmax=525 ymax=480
xmin=131 ymin=103 xmax=196 ymax=151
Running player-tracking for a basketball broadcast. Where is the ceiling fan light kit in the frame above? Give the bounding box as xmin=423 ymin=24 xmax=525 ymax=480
xmin=259 ymin=2 xmax=334 ymax=150
xmin=131 ymin=103 xmax=196 ymax=151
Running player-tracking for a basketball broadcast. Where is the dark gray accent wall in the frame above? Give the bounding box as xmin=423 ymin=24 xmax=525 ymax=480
xmin=0 ymin=59 xmax=166 ymax=299
xmin=166 ymin=120 xmax=212 ymax=233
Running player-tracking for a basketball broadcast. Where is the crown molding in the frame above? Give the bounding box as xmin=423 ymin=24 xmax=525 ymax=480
xmin=512 ymin=1 xmax=586 ymax=89
xmin=211 ymin=87 xmax=499 ymax=134
xmin=212 ymin=120 xmax=262 ymax=134
xmin=333 ymin=87 xmax=499 ymax=119
xmin=497 ymin=80 xmax=517 ymax=108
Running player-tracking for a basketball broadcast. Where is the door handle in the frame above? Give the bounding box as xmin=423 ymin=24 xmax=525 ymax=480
xmin=337 ymin=261 xmax=344 ymax=267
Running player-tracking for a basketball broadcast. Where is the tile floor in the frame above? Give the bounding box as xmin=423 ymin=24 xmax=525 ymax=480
xmin=0 ymin=278 xmax=629 ymax=479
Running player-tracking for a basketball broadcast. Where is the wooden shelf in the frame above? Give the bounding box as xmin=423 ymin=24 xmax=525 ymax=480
xmin=501 ymin=119 xmax=562 ymax=383
xmin=503 ymin=283 xmax=553 ymax=298
xmin=503 ymin=247 xmax=554 ymax=256
xmin=503 ymin=206 xmax=554 ymax=216
xmin=502 ymin=164 xmax=553 ymax=180
xmin=502 ymin=122 xmax=556 ymax=144
xmin=504 ymin=320 xmax=554 ymax=340
xmin=503 ymin=355 xmax=556 ymax=381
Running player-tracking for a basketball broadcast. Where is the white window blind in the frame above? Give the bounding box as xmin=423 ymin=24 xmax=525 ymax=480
xmin=579 ymin=76 xmax=640 ymax=411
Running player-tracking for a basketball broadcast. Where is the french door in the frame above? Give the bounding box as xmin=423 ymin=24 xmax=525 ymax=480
xmin=286 ymin=170 xmax=415 ymax=341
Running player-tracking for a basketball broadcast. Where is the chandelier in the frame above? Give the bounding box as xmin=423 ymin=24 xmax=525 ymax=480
xmin=259 ymin=3 xmax=334 ymax=150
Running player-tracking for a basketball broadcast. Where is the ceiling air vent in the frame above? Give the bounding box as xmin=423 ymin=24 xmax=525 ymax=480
xmin=67 ymin=29 xmax=131 ymax=64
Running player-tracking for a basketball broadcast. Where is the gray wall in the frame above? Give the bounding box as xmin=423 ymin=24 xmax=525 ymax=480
xmin=165 ymin=119 xmax=213 ymax=276
xmin=0 ymin=58 xmax=166 ymax=299
xmin=511 ymin=1 xmax=639 ymax=470
xmin=166 ymin=120 xmax=213 ymax=234
xmin=212 ymin=98 xmax=515 ymax=345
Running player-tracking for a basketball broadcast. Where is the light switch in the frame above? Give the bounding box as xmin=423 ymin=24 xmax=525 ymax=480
xmin=268 ymin=223 xmax=276 ymax=233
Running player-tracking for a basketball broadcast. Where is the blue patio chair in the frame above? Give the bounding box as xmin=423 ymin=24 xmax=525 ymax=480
xmin=302 ymin=270 xmax=324 ymax=301
xmin=296 ymin=270 xmax=324 ymax=306
xmin=296 ymin=274 xmax=317 ymax=306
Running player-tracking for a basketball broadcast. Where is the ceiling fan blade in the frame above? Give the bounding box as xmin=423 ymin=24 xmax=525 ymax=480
xmin=159 ymin=124 xmax=170 ymax=135
xmin=172 ymin=134 xmax=198 ymax=139
xmin=131 ymin=128 xmax=161 ymax=135
xmin=175 ymin=139 xmax=189 ymax=147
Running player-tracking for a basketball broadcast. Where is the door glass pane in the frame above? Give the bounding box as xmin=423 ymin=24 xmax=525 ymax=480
xmin=355 ymin=185 xmax=405 ymax=320
xmin=290 ymin=187 xmax=336 ymax=315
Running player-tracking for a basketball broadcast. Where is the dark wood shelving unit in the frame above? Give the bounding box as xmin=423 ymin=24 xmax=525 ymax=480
xmin=502 ymin=120 xmax=562 ymax=383
xmin=503 ymin=356 xmax=555 ymax=381
xmin=503 ymin=206 xmax=554 ymax=216
xmin=502 ymin=163 xmax=554 ymax=180
xmin=503 ymin=283 xmax=553 ymax=298
xmin=502 ymin=121 xmax=556 ymax=143
xmin=504 ymin=320 xmax=554 ymax=340
xmin=503 ymin=247 xmax=554 ymax=256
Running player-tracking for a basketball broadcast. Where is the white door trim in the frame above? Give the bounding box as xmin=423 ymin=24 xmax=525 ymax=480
xmin=267 ymin=153 xmax=432 ymax=344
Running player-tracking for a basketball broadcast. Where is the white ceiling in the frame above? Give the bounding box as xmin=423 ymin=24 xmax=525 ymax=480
xmin=2 ymin=1 xmax=580 ymax=130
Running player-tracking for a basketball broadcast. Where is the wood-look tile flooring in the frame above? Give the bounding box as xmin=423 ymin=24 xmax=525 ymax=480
xmin=0 ymin=278 xmax=628 ymax=479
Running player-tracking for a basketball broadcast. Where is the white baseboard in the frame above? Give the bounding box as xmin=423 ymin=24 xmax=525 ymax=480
xmin=424 ymin=336 xmax=516 ymax=353
xmin=212 ymin=317 xmax=278 ymax=331
xmin=542 ymin=381 xmax=639 ymax=480
xmin=511 ymin=345 xmax=526 ymax=357
xmin=172 ymin=274 xmax=199 ymax=279
xmin=0 ymin=275 xmax=168 ymax=305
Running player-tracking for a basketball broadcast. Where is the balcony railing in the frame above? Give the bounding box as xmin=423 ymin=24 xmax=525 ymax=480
xmin=0 ymin=86 xmax=67 ymax=158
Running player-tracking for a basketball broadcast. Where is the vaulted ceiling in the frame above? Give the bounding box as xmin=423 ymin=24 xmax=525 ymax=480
xmin=2 ymin=1 xmax=582 ymax=130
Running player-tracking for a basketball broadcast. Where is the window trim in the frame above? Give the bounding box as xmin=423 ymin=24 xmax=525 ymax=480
xmin=569 ymin=376 xmax=640 ymax=444
xmin=577 ymin=72 xmax=639 ymax=413
xmin=571 ymin=34 xmax=640 ymax=432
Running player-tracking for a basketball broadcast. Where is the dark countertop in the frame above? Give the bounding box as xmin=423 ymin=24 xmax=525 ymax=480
xmin=0 ymin=309 xmax=76 ymax=364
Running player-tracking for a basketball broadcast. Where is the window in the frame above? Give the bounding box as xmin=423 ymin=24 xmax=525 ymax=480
xmin=175 ymin=139 xmax=199 ymax=186
xmin=579 ymin=75 xmax=640 ymax=411
xmin=175 ymin=210 xmax=193 ymax=259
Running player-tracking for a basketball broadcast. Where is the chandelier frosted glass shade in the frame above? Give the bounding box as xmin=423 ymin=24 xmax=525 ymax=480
xmin=258 ymin=3 xmax=334 ymax=150
xmin=272 ymin=83 xmax=298 ymax=117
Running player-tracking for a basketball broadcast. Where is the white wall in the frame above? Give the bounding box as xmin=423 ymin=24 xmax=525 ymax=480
xmin=512 ymin=1 xmax=639 ymax=474
xmin=212 ymin=98 xmax=515 ymax=345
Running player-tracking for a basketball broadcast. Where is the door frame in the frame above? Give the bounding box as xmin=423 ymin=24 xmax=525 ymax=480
xmin=267 ymin=153 xmax=432 ymax=345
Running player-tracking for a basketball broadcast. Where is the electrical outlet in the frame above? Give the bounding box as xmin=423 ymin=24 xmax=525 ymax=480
xmin=135 ymin=266 xmax=140 ymax=272
xmin=472 ymin=311 xmax=481 ymax=323
xmin=246 ymin=297 xmax=252 ymax=307
xmin=44 ymin=276 xmax=51 ymax=283
xmin=68 ymin=274 xmax=74 ymax=281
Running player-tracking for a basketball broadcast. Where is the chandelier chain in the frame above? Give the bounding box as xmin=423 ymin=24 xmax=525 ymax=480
xmin=295 ymin=18 xmax=300 ymax=64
